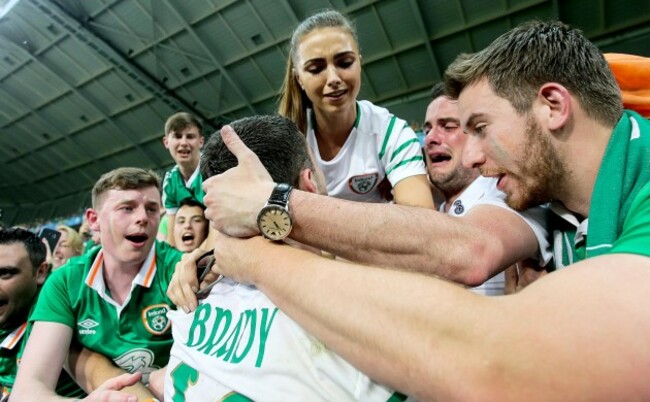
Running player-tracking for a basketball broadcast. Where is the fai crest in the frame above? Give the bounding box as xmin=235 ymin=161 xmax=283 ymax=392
xmin=348 ymin=173 xmax=378 ymax=194
xmin=141 ymin=304 xmax=171 ymax=335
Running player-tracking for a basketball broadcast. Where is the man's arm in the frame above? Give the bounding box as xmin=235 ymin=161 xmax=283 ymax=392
xmin=290 ymin=192 xmax=538 ymax=284
xmin=12 ymin=322 xmax=139 ymax=401
xmin=391 ymin=175 xmax=435 ymax=209
xmin=210 ymin=234 xmax=650 ymax=401
xmin=68 ymin=347 xmax=155 ymax=400
xmin=202 ymin=127 xmax=539 ymax=284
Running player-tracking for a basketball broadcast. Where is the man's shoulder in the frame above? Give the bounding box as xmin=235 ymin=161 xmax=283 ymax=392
xmin=154 ymin=240 xmax=183 ymax=266
xmin=163 ymin=166 xmax=181 ymax=183
xmin=356 ymin=100 xmax=408 ymax=137
xmin=49 ymin=251 xmax=95 ymax=285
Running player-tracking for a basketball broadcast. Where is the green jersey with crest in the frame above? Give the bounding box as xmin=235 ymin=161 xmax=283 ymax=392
xmin=162 ymin=165 xmax=204 ymax=215
xmin=30 ymin=241 xmax=182 ymax=381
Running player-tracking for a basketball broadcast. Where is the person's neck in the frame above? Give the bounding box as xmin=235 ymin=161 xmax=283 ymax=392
xmin=102 ymin=253 xmax=142 ymax=306
xmin=555 ymin=115 xmax=614 ymax=218
xmin=177 ymin=160 xmax=198 ymax=182
xmin=313 ymin=104 xmax=357 ymax=149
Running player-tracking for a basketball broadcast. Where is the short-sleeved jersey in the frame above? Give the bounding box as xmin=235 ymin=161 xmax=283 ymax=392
xmin=164 ymin=278 xmax=409 ymax=402
xmin=0 ymin=323 xmax=26 ymax=399
xmin=440 ymin=176 xmax=551 ymax=296
xmin=30 ymin=241 xmax=182 ymax=379
xmin=162 ymin=165 xmax=204 ymax=215
xmin=2 ymin=314 xmax=85 ymax=398
xmin=307 ymin=100 xmax=426 ymax=203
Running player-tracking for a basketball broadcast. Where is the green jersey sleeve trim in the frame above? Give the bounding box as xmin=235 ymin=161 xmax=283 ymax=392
xmin=385 ymin=155 xmax=424 ymax=176
xmin=390 ymin=138 xmax=420 ymax=162
xmin=378 ymin=115 xmax=397 ymax=160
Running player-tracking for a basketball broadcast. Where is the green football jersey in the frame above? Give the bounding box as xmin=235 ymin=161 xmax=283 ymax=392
xmin=0 ymin=323 xmax=26 ymax=398
xmin=31 ymin=240 xmax=182 ymax=379
xmin=3 ymin=311 xmax=85 ymax=398
xmin=162 ymin=165 xmax=204 ymax=214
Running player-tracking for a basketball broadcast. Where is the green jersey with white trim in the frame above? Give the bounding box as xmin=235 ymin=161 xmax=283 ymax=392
xmin=30 ymin=241 xmax=182 ymax=380
xmin=306 ymin=100 xmax=426 ymax=203
xmin=0 ymin=323 xmax=26 ymax=399
xmin=162 ymin=165 xmax=204 ymax=214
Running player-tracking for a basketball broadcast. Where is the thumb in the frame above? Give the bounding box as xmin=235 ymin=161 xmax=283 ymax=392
xmin=221 ymin=125 xmax=258 ymax=166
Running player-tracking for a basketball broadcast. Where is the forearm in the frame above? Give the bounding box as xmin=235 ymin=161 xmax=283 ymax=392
xmin=290 ymin=191 xmax=520 ymax=283
xmin=251 ymin=247 xmax=650 ymax=400
xmin=69 ymin=347 xmax=153 ymax=399
xmin=12 ymin=323 xmax=73 ymax=401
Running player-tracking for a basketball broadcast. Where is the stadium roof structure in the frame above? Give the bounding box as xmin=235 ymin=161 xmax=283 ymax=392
xmin=0 ymin=0 xmax=649 ymax=225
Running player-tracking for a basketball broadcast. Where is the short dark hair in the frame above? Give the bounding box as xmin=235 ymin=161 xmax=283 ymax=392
xmin=444 ymin=20 xmax=622 ymax=127
xmin=201 ymin=115 xmax=314 ymax=186
xmin=165 ymin=112 xmax=203 ymax=136
xmin=92 ymin=167 xmax=161 ymax=208
xmin=0 ymin=228 xmax=46 ymax=271
xmin=430 ymin=82 xmax=446 ymax=100
xmin=178 ymin=197 xmax=206 ymax=211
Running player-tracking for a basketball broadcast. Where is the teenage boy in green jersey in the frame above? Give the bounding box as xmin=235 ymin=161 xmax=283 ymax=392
xmin=13 ymin=167 xmax=183 ymax=401
xmin=162 ymin=112 xmax=205 ymax=248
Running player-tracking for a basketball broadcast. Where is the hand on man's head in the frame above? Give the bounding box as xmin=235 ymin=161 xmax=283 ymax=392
xmin=202 ymin=125 xmax=275 ymax=237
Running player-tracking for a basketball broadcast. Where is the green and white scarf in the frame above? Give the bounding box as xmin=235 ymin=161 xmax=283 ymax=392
xmin=552 ymin=110 xmax=650 ymax=269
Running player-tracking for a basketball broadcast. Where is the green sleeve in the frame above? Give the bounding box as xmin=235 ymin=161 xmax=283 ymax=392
xmin=156 ymin=241 xmax=183 ymax=286
xmin=162 ymin=170 xmax=178 ymax=211
xmin=610 ymin=182 xmax=650 ymax=257
xmin=30 ymin=268 xmax=75 ymax=328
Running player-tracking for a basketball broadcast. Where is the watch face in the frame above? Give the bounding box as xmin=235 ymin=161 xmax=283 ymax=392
xmin=259 ymin=205 xmax=292 ymax=241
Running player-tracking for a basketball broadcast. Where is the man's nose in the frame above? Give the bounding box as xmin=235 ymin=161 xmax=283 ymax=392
xmin=461 ymin=135 xmax=486 ymax=169
xmin=425 ymin=126 xmax=443 ymax=147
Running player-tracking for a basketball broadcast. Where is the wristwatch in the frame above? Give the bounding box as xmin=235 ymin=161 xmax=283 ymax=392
xmin=257 ymin=183 xmax=293 ymax=241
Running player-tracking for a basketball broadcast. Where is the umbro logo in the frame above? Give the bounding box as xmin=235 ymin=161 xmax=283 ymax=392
xmin=78 ymin=318 xmax=99 ymax=334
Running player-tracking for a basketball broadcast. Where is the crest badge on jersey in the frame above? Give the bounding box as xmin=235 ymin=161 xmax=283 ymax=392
xmin=348 ymin=173 xmax=378 ymax=194
xmin=142 ymin=304 xmax=171 ymax=335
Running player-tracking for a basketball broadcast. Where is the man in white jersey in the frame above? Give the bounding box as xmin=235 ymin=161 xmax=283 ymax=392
xmin=165 ymin=115 xmax=406 ymax=401
xmin=423 ymin=83 xmax=550 ymax=294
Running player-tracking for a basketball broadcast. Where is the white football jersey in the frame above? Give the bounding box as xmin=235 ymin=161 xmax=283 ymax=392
xmin=440 ymin=176 xmax=551 ymax=295
xmin=307 ymin=100 xmax=426 ymax=203
xmin=164 ymin=278 xmax=409 ymax=402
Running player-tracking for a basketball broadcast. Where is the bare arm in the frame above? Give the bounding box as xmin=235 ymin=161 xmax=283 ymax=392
xmin=290 ymin=191 xmax=538 ymax=284
xmin=68 ymin=347 xmax=155 ymax=400
xmin=12 ymin=322 xmax=139 ymax=401
xmin=202 ymin=127 xmax=538 ymax=284
xmin=212 ymin=234 xmax=650 ymax=401
xmin=392 ymin=175 xmax=435 ymax=208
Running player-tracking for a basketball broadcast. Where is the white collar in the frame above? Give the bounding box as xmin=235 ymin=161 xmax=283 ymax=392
xmin=0 ymin=322 xmax=27 ymax=350
xmin=84 ymin=245 xmax=157 ymax=314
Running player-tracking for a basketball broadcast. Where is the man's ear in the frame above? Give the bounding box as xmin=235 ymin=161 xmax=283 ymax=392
xmin=35 ymin=261 xmax=49 ymax=285
xmin=162 ymin=135 xmax=170 ymax=149
xmin=537 ymin=83 xmax=572 ymax=131
xmin=297 ymin=168 xmax=318 ymax=194
xmin=86 ymin=208 xmax=100 ymax=233
xmin=199 ymin=135 xmax=205 ymax=148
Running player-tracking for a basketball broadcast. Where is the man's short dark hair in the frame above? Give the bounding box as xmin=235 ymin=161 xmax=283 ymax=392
xmin=0 ymin=228 xmax=46 ymax=271
xmin=444 ymin=20 xmax=622 ymax=127
xmin=201 ymin=115 xmax=314 ymax=186
xmin=430 ymin=82 xmax=446 ymax=100
xmin=178 ymin=197 xmax=206 ymax=211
